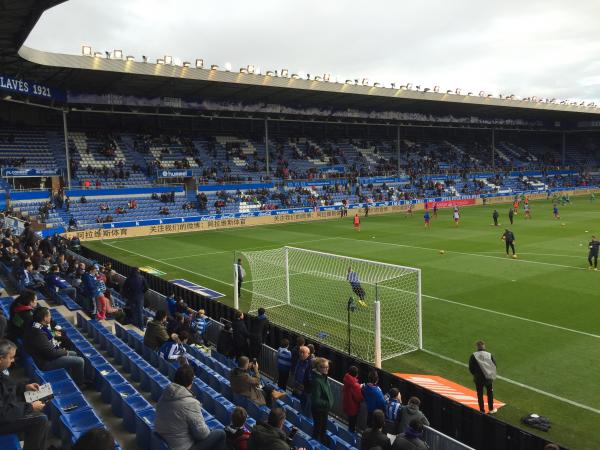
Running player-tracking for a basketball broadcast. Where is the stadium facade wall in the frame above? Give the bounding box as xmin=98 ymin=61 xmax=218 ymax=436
xmin=60 ymin=187 xmax=600 ymax=242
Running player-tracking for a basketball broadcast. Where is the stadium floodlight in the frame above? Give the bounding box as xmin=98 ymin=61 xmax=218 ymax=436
xmin=195 ymin=59 xmax=204 ymax=69
xmin=93 ymin=52 xmax=103 ymax=58
xmin=467 ymin=92 xmax=473 ymax=96
xmin=423 ymin=87 xmax=430 ymax=92
xmin=362 ymin=78 xmax=369 ymax=86
xmin=81 ymin=45 xmax=92 ymax=56
xmin=314 ymin=76 xmax=323 ymax=81
xmin=345 ymin=79 xmax=354 ymax=84
xmin=433 ymin=85 xmax=440 ymax=93
xmin=247 ymin=64 xmax=255 ymax=74
xmin=224 ymin=62 xmax=232 ymax=71
xmin=105 ymin=51 xmax=111 ymax=59
xmin=406 ymin=83 xmax=413 ymax=90
xmin=446 ymin=89 xmax=452 ymax=94
xmin=142 ymin=55 xmax=147 ymax=63
xmin=113 ymin=49 xmax=123 ymax=59
xmin=291 ymin=73 xmax=300 ymax=79
xmin=266 ymin=70 xmax=274 ymax=76
xmin=210 ymin=64 xmax=219 ymax=70
xmin=239 ymin=67 xmax=248 ymax=74
xmin=323 ymin=73 xmax=331 ymax=82
xmin=239 ymin=246 xmax=422 ymax=367
xmin=182 ymin=61 xmax=190 ymax=67
xmin=390 ymin=83 xmax=396 ymax=89
xmin=126 ymin=55 xmax=135 ymax=61
xmin=373 ymin=82 xmax=382 ymax=87
xmin=478 ymin=91 xmax=485 ymax=97
xmin=157 ymin=59 xmax=165 ymax=64
xmin=281 ymin=69 xmax=289 ymax=77
xmin=164 ymin=55 xmax=173 ymax=65
xmin=415 ymin=85 xmax=421 ymax=91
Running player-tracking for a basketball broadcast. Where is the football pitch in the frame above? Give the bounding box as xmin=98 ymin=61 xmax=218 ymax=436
xmin=88 ymin=198 xmax=600 ymax=449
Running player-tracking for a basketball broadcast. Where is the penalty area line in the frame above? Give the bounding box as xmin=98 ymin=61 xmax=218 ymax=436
xmin=421 ymin=349 xmax=600 ymax=415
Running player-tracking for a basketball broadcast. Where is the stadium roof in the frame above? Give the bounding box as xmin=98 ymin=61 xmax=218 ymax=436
xmin=2 ymin=0 xmax=600 ymax=122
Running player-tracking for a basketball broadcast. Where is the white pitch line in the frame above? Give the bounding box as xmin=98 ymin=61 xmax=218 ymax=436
xmin=476 ymin=251 xmax=584 ymax=259
xmin=159 ymin=237 xmax=338 ymax=261
xmin=421 ymin=349 xmax=600 ymax=415
xmin=101 ymin=240 xmax=600 ymax=414
xmin=336 ymin=236 xmax=587 ymax=271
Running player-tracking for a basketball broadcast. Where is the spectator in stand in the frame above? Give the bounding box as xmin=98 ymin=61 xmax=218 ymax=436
xmin=17 ymin=261 xmax=45 ymax=293
xmin=45 ymin=264 xmax=76 ymax=300
xmin=384 ymin=387 xmax=403 ymax=434
xmin=224 ymin=406 xmax=251 ymax=450
xmin=7 ymin=290 xmax=37 ymax=339
xmin=360 ymin=409 xmax=391 ymax=450
xmin=96 ymin=291 xmax=124 ymax=322
xmin=342 ymin=365 xmax=363 ymax=433
xmin=391 ymin=419 xmax=428 ymax=450
xmin=232 ymin=310 xmax=249 ymax=358
xmin=248 ymin=407 xmax=304 ymax=450
xmin=167 ymin=313 xmax=188 ymax=336
xmin=121 ymin=268 xmax=148 ymax=329
xmin=20 ymin=222 xmax=36 ymax=249
xmin=216 ymin=322 xmax=234 ymax=358
xmin=144 ymin=310 xmax=171 ymax=350
xmin=310 ymin=357 xmax=334 ymax=445
xmin=0 ymin=339 xmax=51 ymax=450
xmin=249 ymin=307 xmax=269 ymax=360
xmin=362 ymin=370 xmax=386 ymax=427
xmin=230 ymin=356 xmax=281 ymax=407
xmin=292 ymin=345 xmax=313 ymax=416
xmin=290 ymin=336 xmax=305 ymax=370
xmin=155 ymin=365 xmax=227 ymax=450
xmin=72 ymin=428 xmax=115 ymax=450
xmin=397 ymin=397 xmax=429 ymax=433
xmin=0 ymin=310 xmax=6 ymax=339
xmin=276 ymin=338 xmax=292 ymax=389
xmin=158 ymin=331 xmax=189 ymax=361
xmin=23 ymin=307 xmax=85 ymax=385
xmin=81 ymin=265 xmax=105 ymax=317
xmin=190 ymin=309 xmax=207 ymax=345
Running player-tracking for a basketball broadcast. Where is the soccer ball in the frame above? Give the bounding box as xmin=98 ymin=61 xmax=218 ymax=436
xmin=439 ymin=250 xmax=445 ymax=254
xmin=512 ymin=255 xmax=517 ymax=259
xmin=561 ymin=223 xmax=566 ymax=226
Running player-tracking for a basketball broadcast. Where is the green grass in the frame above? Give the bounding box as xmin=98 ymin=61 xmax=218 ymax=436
xmin=87 ymin=198 xmax=600 ymax=449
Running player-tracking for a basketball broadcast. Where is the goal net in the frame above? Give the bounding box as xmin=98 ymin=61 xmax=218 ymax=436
xmin=236 ymin=246 xmax=421 ymax=366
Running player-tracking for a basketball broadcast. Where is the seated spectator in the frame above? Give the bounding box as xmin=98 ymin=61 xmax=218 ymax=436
xmin=155 ymin=365 xmax=227 ymax=450
xmin=342 ymin=365 xmax=363 ymax=433
xmin=230 ymin=356 xmax=283 ymax=407
xmin=166 ymin=294 xmax=195 ymax=317
xmin=70 ymin=236 xmax=81 ymax=252
xmin=8 ymin=290 xmax=37 ymax=339
xmin=362 ymin=370 xmax=386 ymax=427
xmin=167 ymin=312 xmax=188 ymax=336
xmin=384 ymin=387 xmax=403 ymax=434
xmin=216 ymin=322 xmax=234 ymax=358
xmin=45 ymin=264 xmax=76 ymax=300
xmin=159 ymin=206 xmax=170 ymax=215
xmin=391 ymin=419 xmax=428 ymax=450
xmin=247 ymin=407 xmax=300 ymax=450
xmin=397 ymin=397 xmax=429 ymax=433
xmin=23 ymin=307 xmax=85 ymax=385
xmin=224 ymin=406 xmax=251 ymax=450
xmin=158 ymin=331 xmax=189 ymax=361
xmin=96 ymin=290 xmax=124 ymax=322
xmin=128 ymin=199 xmax=137 ymax=209
xmin=0 ymin=339 xmax=51 ymax=450
xmin=80 ymin=196 xmax=87 ymax=203
xmin=72 ymin=428 xmax=115 ymax=450
xmin=144 ymin=310 xmax=171 ymax=350
xmin=360 ymin=409 xmax=391 ymax=450
xmin=99 ymin=203 xmax=109 ymax=211
xmin=17 ymin=261 xmax=45 ymax=293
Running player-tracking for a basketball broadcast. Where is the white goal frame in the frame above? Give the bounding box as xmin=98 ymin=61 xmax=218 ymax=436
xmin=235 ymin=246 xmax=422 ymax=367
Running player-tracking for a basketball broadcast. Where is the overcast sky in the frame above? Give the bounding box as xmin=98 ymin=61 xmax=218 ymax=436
xmin=24 ymin=0 xmax=600 ymax=102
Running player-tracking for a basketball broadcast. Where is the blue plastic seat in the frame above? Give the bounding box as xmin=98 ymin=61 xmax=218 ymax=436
xmin=0 ymin=434 xmax=21 ymax=450
xmin=135 ymin=408 xmax=156 ymax=449
xmin=213 ymin=398 xmax=235 ymax=425
xmin=59 ymin=408 xmax=104 ymax=444
xmin=110 ymin=383 xmax=138 ymax=417
xmin=49 ymin=392 xmax=90 ymax=435
xmin=150 ymin=374 xmax=171 ymax=401
xmin=122 ymin=395 xmax=153 ymax=433
xmin=283 ymin=405 xmax=301 ymax=428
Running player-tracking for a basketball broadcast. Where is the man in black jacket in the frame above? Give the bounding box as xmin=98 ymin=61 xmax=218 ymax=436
xmin=248 ymin=407 xmax=301 ymax=450
xmin=232 ymin=310 xmax=249 ymax=358
xmin=122 ymin=268 xmax=149 ymax=329
xmin=23 ymin=307 xmax=85 ymax=385
xmin=249 ymin=308 xmax=269 ymax=360
xmin=0 ymin=339 xmax=50 ymax=450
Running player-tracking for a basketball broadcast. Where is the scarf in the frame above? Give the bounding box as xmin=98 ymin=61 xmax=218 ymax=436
xmin=33 ymin=322 xmax=61 ymax=349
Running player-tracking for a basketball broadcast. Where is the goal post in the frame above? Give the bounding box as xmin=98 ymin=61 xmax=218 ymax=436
xmin=238 ymin=246 xmax=422 ymax=367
